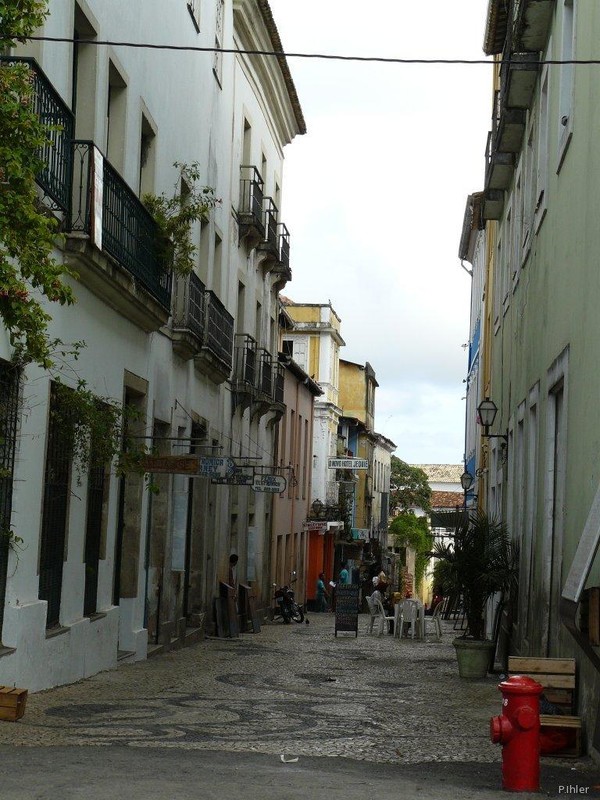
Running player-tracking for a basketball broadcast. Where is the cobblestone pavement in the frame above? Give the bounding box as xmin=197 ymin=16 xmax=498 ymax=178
xmin=0 ymin=613 xmax=598 ymax=793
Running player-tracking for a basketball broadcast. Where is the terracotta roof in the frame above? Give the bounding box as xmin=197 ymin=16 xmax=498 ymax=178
xmin=431 ymin=490 xmax=463 ymax=509
xmin=411 ymin=464 xmax=463 ymax=482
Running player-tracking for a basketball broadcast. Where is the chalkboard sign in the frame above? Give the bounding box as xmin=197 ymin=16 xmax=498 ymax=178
xmin=335 ymin=584 xmax=359 ymax=637
xmin=239 ymin=583 xmax=261 ymax=634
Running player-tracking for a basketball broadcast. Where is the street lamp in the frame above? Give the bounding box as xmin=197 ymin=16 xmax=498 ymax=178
xmin=460 ymin=470 xmax=474 ymax=492
xmin=476 ymin=397 xmax=508 ymax=446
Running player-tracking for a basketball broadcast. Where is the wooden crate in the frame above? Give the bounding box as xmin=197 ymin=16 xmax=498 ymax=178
xmin=0 ymin=686 xmax=27 ymax=721
xmin=508 ymin=657 xmax=581 ymax=757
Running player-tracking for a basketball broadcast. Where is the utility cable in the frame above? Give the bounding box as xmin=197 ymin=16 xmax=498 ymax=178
xmin=24 ymin=36 xmax=600 ymax=66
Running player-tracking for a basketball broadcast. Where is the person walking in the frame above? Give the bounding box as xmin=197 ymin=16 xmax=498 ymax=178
xmin=316 ymin=572 xmax=330 ymax=611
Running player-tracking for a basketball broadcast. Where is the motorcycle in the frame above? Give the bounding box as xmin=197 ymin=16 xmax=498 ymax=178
xmin=273 ymin=584 xmax=305 ymax=624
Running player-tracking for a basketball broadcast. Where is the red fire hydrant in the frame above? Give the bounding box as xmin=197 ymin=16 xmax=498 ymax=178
xmin=490 ymin=675 xmax=543 ymax=792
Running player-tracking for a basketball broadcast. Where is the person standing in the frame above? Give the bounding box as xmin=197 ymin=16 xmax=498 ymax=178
xmin=316 ymin=572 xmax=329 ymax=611
xmin=338 ymin=561 xmax=350 ymax=585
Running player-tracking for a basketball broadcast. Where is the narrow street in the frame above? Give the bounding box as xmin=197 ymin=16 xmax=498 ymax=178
xmin=0 ymin=614 xmax=598 ymax=799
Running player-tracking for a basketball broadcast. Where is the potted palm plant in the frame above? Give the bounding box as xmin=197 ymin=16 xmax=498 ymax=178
xmin=432 ymin=509 xmax=517 ymax=678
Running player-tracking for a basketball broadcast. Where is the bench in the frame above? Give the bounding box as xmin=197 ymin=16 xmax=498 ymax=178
xmin=508 ymin=656 xmax=582 ymax=757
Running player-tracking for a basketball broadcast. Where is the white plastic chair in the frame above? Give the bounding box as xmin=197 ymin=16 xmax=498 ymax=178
xmin=427 ymin=596 xmax=449 ymax=641
xmin=373 ymin=597 xmax=395 ymax=636
xmin=398 ymin=599 xmax=420 ymax=639
xmin=365 ymin=594 xmax=378 ymax=634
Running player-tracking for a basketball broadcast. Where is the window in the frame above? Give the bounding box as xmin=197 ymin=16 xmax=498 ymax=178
xmin=187 ymin=0 xmax=200 ymax=32
xmin=213 ymin=0 xmax=224 ymax=87
xmin=106 ymin=61 xmax=127 ymax=173
xmin=0 ymin=362 xmax=20 ymax=641
xmin=557 ymin=0 xmax=575 ymax=168
xmin=535 ymin=66 xmax=549 ymax=232
xmin=282 ymin=339 xmax=294 ymax=358
xmin=138 ymin=112 xmax=156 ymax=196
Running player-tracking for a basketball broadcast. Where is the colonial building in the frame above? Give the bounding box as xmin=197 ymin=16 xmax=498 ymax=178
xmin=463 ymin=0 xmax=600 ymax=753
xmin=0 ymin=0 xmax=304 ymax=690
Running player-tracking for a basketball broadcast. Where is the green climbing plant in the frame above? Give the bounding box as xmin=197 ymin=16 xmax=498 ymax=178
xmin=0 ymin=0 xmax=76 ymax=368
xmin=142 ymin=162 xmax=219 ymax=275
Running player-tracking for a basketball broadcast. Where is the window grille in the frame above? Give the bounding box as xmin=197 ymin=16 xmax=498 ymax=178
xmin=83 ymin=458 xmax=106 ymax=617
xmin=39 ymin=384 xmax=74 ymax=628
xmin=0 ymin=362 xmax=21 ymax=642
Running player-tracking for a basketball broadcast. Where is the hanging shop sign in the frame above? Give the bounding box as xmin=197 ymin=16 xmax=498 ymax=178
xmin=351 ymin=528 xmax=370 ymax=541
xmin=327 ymin=457 xmax=369 ymax=470
xmin=140 ymin=455 xmax=200 ymax=475
xmin=252 ymin=474 xmax=287 ymax=493
xmin=197 ymin=456 xmax=235 ymax=478
xmin=211 ymin=466 xmax=254 ymax=486
xmin=303 ymin=520 xmax=328 ymax=533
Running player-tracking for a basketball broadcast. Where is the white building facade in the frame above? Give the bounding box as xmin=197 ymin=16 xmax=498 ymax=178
xmin=0 ymin=0 xmax=304 ymax=690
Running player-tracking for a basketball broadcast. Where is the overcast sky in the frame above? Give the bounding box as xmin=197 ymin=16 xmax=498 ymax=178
xmin=268 ymin=0 xmax=492 ymax=465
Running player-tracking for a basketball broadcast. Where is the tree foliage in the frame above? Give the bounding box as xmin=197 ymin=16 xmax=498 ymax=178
xmin=389 ymin=511 xmax=432 ymax=589
xmin=0 ymin=0 xmax=76 ymax=367
xmin=390 ymin=456 xmax=432 ymax=512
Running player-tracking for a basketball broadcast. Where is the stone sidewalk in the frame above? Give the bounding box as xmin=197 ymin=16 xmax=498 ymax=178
xmin=0 ymin=612 xmax=598 ymax=797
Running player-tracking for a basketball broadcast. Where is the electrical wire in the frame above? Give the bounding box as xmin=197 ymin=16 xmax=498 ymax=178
xmin=25 ymin=36 xmax=600 ymax=66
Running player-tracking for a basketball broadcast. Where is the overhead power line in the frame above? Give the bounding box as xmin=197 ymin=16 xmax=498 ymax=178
xmin=25 ymin=36 xmax=600 ymax=66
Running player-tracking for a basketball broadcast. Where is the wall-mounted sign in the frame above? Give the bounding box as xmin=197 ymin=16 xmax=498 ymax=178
xmin=352 ymin=528 xmax=370 ymax=541
xmin=140 ymin=455 xmax=200 ymax=475
xmin=211 ymin=466 xmax=254 ymax=486
xmin=252 ymin=474 xmax=287 ymax=493
xmin=303 ymin=520 xmax=328 ymax=533
xmin=328 ymin=457 xmax=369 ymax=470
xmin=198 ymin=456 xmax=235 ymax=478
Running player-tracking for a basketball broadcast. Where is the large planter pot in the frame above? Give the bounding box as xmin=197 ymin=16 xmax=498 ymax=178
xmin=452 ymin=637 xmax=495 ymax=678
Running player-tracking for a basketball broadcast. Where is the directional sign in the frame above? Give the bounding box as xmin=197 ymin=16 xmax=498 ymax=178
xmin=198 ymin=456 xmax=235 ymax=478
xmin=327 ymin=457 xmax=369 ymax=470
xmin=211 ymin=466 xmax=254 ymax=486
xmin=252 ymin=474 xmax=287 ymax=493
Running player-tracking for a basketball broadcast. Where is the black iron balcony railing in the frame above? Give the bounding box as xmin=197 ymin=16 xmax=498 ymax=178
xmin=277 ymin=223 xmax=290 ymax=269
xmin=238 ymin=165 xmax=265 ymax=236
xmin=234 ymin=333 xmax=257 ymax=388
xmin=258 ymin=348 xmax=273 ymax=397
xmin=274 ymin=361 xmax=284 ymax=404
xmin=204 ymin=290 xmax=234 ymax=371
xmin=174 ymin=271 xmax=206 ymax=340
xmin=69 ymin=140 xmax=172 ymax=309
xmin=262 ymin=197 xmax=279 ymax=251
xmin=0 ymin=56 xmax=74 ymax=213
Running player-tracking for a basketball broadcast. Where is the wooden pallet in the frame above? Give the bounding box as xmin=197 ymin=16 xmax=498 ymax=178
xmin=0 ymin=687 xmax=28 ymax=721
xmin=508 ymin=657 xmax=581 ymax=757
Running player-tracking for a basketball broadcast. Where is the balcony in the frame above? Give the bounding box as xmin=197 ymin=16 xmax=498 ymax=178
xmin=0 ymin=56 xmax=74 ymax=214
xmin=257 ymin=197 xmax=279 ymax=261
xmin=485 ymin=131 xmax=515 ymax=192
xmin=195 ymin=290 xmax=234 ymax=383
xmin=172 ymin=271 xmax=206 ymax=359
xmin=252 ymin=348 xmax=284 ymax=422
xmin=238 ymin=165 xmax=265 ymax=246
xmin=232 ymin=333 xmax=257 ymax=411
xmin=513 ymin=0 xmax=555 ymax=53
xmin=483 ymin=189 xmax=505 ymax=221
xmin=269 ymin=223 xmax=292 ymax=283
xmin=257 ymin=348 xmax=273 ymax=399
xmin=66 ymin=141 xmax=172 ymax=331
xmin=501 ymin=53 xmax=539 ymax=110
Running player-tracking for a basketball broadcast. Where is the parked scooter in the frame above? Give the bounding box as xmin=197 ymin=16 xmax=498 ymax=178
xmin=272 ymin=583 xmax=305 ymax=624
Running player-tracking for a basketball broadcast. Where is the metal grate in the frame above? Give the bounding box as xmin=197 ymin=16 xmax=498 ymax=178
xmin=0 ymin=362 xmax=21 ymax=642
xmin=204 ymin=290 xmax=234 ymax=371
xmin=39 ymin=384 xmax=73 ymax=628
xmin=83 ymin=460 xmax=105 ymax=617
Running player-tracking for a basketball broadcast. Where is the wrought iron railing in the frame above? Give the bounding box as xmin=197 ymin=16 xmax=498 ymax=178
xmin=274 ymin=361 xmax=284 ymax=404
xmin=277 ymin=223 xmax=290 ymax=269
xmin=0 ymin=56 xmax=74 ymax=213
xmin=0 ymin=362 xmax=21 ymax=642
xmin=263 ymin=197 xmax=279 ymax=250
xmin=174 ymin=271 xmax=206 ymax=340
xmin=234 ymin=333 xmax=257 ymax=388
xmin=69 ymin=140 xmax=172 ymax=309
xmin=239 ymin=165 xmax=265 ymax=234
xmin=204 ymin=290 xmax=234 ymax=371
xmin=258 ymin=348 xmax=273 ymax=397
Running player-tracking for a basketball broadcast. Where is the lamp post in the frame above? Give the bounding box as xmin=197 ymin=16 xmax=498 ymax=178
xmin=476 ymin=397 xmax=508 ymax=447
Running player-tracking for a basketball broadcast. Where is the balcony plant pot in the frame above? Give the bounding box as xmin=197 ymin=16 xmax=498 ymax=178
xmin=432 ymin=509 xmax=518 ymax=679
xmin=452 ymin=637 xmax=496 ymax=679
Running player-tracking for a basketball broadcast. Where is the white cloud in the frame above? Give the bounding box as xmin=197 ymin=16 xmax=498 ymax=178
xmin=270 ymin=0 xmax=490 ymax=463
